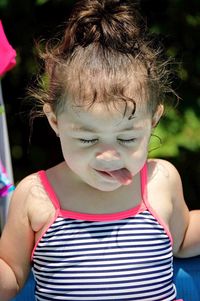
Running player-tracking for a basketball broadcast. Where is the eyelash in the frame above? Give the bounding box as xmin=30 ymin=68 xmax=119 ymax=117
xmin=79 ymin=138 xmax=136 ymax=145
xmin=79 ymin=138 xmax=98 ymax=144
xmin=118 ymin=138 xmax=136 ymax=144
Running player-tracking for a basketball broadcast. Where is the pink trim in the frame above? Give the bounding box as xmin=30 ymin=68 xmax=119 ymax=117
xmin=31 ymin=171 xmax=61 ymax=261
xmin=59 ymin=203 xmax=146 ymax=222
xmin=31 ymin=209 xmax=59 ymax=261
xmin=141 ymin=164 xmax=173 ymax=245
xmin=37 ymin=169 xmax=146 ymax=222
xmin=140 ymin=163 xmax=148 ymax=204
xmin=31 ymin=165 xmax=173 ymax=259
xmin=38 ymin=170 xmax=61 ymax=210
xmin=35 ymin=166 xmax=172 ymax=238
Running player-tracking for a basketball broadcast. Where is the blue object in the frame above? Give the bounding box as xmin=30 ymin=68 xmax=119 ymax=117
xmin=173 ymin=256 xmax=200 ymax=301
xmin=11 ymin=272 xmax=35 ymax=301
xmin=11 ymin=256 xmax=200 ymax=301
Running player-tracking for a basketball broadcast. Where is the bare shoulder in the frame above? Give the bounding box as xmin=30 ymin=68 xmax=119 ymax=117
xmin=10 ymin=172 xmax=47 ymax=211
xmin=147 ymin=158 xmax=182 ymax=189
xmin=147 ymin=159 xmax=189 ymax=254
xmin=12 ymin=173 xmax=41 ymax=198
xmin=8 ymin=173 xmax=40 ymax=217
xmin=145 ymin=158 xmax=182 ymax=219
xmin=10 ymin=172 xmax=55 ymax=233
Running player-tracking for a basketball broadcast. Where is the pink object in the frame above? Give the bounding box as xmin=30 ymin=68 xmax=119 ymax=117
xmin=0 ymin=159 xmax=14 ymax=197
xmin=0 ymin=20 xmax=16 ymax=76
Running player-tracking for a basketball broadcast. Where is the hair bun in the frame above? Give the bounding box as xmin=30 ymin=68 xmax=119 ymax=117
xmin=64 ymin=0 xmax=142 ymax=53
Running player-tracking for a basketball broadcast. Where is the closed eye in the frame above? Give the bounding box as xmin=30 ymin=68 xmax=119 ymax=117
xmin=117 ymin=138 xmax=136 ymax=144
xmin=79 ymin=138 xmax=98 ymax=144
xmin=78 ymin=138 xmax=136 ymax=145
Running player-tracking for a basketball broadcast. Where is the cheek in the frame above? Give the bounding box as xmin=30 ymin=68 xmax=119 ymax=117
xmin=140 ymin=135 xmax=150 ymax=149
xmin=62 ymin=147 xmax=82 ymax=163
xmin=63 ymin=151 xmax=85 ymax=174
xmin=60 ymin=141 xmax=90 ymax=169
xmin=130 ymin=136 xmax=149 ymax=155
xmin=127 ymin=137 xmax=149 ymax=165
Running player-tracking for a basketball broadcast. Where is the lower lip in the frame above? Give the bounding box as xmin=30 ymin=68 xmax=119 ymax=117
xmin=94 ymin=170 xmax=116 ymax=181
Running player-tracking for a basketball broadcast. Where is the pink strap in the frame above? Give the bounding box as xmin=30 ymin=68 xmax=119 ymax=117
xmin=31 ymin=171 xmax=60 ymax=260
xmin=140 ymin=163 xmax=148 ymax=205
xmin=39 ymin=166 xmax=148 ymax=212
xmin=38 ymin=170 xmax=61 ymax=210
xmin=37 ymin=169 xmax=146 ymax=222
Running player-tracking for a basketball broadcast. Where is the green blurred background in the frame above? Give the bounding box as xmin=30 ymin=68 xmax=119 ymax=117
xmin=0 ymin=0 xmax=200 ymax=209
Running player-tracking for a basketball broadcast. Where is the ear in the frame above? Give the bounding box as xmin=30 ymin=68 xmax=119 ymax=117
xmin=152 ymin=104 xmax=164 ymax=127
xmin=43 ymin=103 xmax=59 ymax=135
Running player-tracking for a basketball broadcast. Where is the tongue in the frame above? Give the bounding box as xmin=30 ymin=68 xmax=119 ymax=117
xmin=108 ymin=168 xmax=133 ymax=185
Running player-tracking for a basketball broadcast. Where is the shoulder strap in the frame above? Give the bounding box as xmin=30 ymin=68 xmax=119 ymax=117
xmin=38 ymin=170 xmax=61 ymax=210
xmin=140 ymin=163 xmax=148 ymax=206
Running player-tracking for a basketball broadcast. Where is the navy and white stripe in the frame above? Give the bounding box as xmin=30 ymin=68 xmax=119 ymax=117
xmin=32 ymin=210 xmax=177 ymax=300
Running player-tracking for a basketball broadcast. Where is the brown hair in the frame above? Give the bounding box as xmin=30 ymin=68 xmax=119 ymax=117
xmin=30 ymin=0 xmax=175 ymax=119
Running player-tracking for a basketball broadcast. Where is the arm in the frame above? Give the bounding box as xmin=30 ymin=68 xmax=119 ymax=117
xmin=175 ymin=210 xmax=200 ymax=257
xmin=0 ymin=176 xmax=35 ymax=301
xmin=167 ymin=162 xmax=200 ymax=257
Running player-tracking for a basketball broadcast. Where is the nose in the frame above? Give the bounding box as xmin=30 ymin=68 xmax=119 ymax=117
xmin=96 ymin=149 xmax=120 ymax=162
xmin=94 ymin=148 xmax=123 ymax=170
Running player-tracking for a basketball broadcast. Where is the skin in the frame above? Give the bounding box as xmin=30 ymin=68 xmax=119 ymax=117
xmin=0 ymin=99 xmax=199 ymax=301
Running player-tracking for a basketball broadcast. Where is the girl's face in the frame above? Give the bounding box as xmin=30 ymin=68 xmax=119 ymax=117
xmin=45 ymin=100 xmax=163 ymax=191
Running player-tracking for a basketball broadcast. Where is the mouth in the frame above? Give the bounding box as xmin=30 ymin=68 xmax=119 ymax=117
xmin=94 ymin=168 xmax=133 ymax=185
xmin=94 ymin=169 xmax=114 ymax=179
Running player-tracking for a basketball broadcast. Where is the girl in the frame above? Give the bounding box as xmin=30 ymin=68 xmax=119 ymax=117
xmin=0 ymin=0 xmax=200 ymax=300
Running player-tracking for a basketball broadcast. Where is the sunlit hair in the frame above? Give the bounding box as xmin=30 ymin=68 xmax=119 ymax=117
xmin=29 ymin=0 xmax=176 ymax=119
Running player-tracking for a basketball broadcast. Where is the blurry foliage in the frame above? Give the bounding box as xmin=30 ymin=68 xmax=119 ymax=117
xmin=150 ymin=108 xmax=200 ymax=157
xmin=0 ymin=0 xmax=200 ymax=208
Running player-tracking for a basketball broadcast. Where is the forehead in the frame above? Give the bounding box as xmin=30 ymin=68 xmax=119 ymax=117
xmin=65 ymin=70 xmax=149 ymax=108
xmin=58 ymin=100 xmax=151 ymax=132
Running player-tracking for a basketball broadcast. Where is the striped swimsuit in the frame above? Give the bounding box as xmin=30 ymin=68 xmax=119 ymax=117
xmin=31 ymin=164 xmax=183 ymax=301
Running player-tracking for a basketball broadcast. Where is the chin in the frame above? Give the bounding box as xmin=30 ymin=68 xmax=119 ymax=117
xmin=75 ymin=172 xmax=122 ymax=192
xmin=89 ymin=181 xmax=122 ymax=192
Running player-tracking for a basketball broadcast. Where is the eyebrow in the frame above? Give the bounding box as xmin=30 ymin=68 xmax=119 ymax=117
xmin=70 ymin=125 xmax=98 ymax=132
xmin=70 ymin=124 xmax=139 ymax=133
